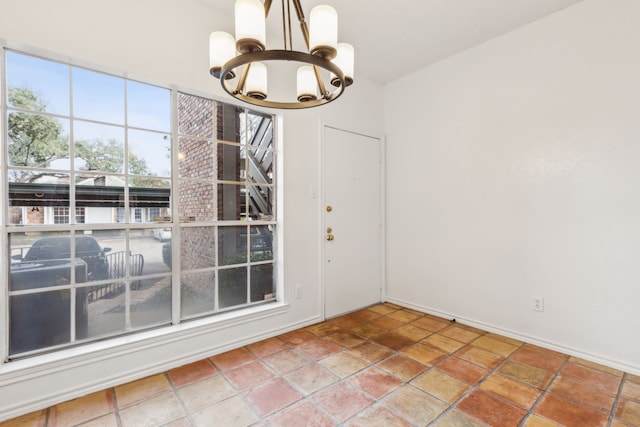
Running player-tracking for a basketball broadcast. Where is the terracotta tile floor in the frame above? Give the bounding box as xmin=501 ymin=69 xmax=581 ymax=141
xmin=3 ymin=303 xmax=640 ymax=427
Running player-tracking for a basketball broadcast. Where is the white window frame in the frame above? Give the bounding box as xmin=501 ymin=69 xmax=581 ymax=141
xmin=1 ymin=44 xmax=281 ymax=362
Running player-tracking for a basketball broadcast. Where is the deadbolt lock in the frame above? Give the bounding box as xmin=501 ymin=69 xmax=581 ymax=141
xmin=326 ymin=227 xmax=332 ymax=233
xmin=326 ymin=205 xmax=332 ymax=212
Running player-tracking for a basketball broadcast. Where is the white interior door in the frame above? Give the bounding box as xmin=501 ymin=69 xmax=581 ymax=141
xmin=323 ymin=126 xmax=383 ymax=318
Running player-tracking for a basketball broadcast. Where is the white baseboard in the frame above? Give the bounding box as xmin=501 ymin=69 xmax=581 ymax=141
xmin=385 ymin=296 xmax=640 ymax=376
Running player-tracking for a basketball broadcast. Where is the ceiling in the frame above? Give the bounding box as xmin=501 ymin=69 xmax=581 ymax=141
xmin=199 ymin=0 xmax=584 ymax=85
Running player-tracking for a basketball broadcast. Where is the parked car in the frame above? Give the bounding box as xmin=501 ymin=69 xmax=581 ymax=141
xmin=15 ymin=236 xmax=112 ymax=281
xmin=152 ymin=227 xmax=171 ymax=242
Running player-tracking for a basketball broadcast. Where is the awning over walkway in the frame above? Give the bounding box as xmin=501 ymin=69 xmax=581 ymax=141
xmin=9 ymin=183 xmax=171 ymax=208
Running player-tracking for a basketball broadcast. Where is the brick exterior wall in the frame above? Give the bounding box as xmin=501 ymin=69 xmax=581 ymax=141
xmin=177 ymin=94 xmax=243 ymax=291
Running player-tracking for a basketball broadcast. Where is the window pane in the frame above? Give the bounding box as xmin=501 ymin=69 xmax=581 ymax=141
xmin=85 ymin=282 xmax=126 ymax=340
xmin=127 ymin=80 xmax=170 ymax=132
xmin=178 ymin=180 xmax=214 ymax=222
xmin=217 ymin=103 xmax=243 ymax=143
xmin=128 ymin=129 xmax=171 ymax=177
xmin=179 ymin=137 xmax=214 ymax=179
xmin=217 ymin=143 xmax=245 ymax=182
xmin=250 ymin=225 xmax=273 ymax=262
xmin=244 ymin=112 xmax=273 ymax=149
xmin=181 ymin=227 xmax=216 ymax=270
xmin=247 ymin=185 xmax=274 ymax=220
xmin=9 ymin=289 xmax=72 ymax=355
xmin=128 ymin=228 xmax=172 ymax=274
xmin=9 ymin=231 xmax=72 ymax=291
xmin=251 ymin=263 xmax=274 ymax=302
xmin=75 ymin=175 xmax=125 ymax=223
xmin=128 ymin=178 xmax=171 ymax=222
xmin=74 ymin=121 xmax=125 ymax=173
xmin=219 ymin=266 xmax=247 ymax=309
xmin=131 ymin=277 xmax=172 ymax=328
xmin=181 ymin=270 xmax=215 ymax=319
xmin=73 ymin=68 xmax=124 ymax=124
xmin=218 ymin=226 xmax=247 ymax=266
xmin=9 ymin=173 xmax=70 ymax=225
xmin=247 ymin=147 xmax=273 ymax=184
xmin=6 ymin=51 xmax=70 ymax=116
xmin=7 ymin=113 xmax=70 ymax=168
xmin=178 ymin=93 xmax=213 ymax=138
xmin=218 ymin=183 xmax=245 ymax=221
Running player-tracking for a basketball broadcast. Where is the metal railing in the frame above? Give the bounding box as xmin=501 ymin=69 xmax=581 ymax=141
xmin=87 ymin=251 xmax=144 ymax=302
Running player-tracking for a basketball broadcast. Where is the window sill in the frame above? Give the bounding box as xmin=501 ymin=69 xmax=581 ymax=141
xmin=0 ymin=301 xmax=289 ymax=385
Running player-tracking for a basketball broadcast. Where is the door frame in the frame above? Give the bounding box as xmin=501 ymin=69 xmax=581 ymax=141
xmin=319 ymin=122 xmax=386 ymax=320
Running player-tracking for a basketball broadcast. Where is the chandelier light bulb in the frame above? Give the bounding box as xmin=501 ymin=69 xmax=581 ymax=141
xmin=331 ymin=43 xmax=354 ymax=87
xmin=297 ymin=66 xmax=318 ymax=102
xmin=309 ymin=5 xmax=338 ymax=59
xmin=235 ymin=0 xmax=266 ymax=53
xmin=209 ymin=31 xmax=237 ymax=79
xmin=245 ymin=62 xmax=268 ymax=100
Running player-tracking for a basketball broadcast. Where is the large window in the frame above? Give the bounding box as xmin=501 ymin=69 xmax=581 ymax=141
xmin=3 ymin=49 xmax=277 ymax=359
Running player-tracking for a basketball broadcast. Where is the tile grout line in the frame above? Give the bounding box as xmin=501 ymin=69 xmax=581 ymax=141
xmin=608 ymin=372 xmax=628 ymax=426
xmin=427 ymin=332 xmax=526 ymax=426
xmin=518 ymin=356 xmax=570 ymax=427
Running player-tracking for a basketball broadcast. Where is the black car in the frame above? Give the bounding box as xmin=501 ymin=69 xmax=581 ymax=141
xmin=18 ymin=236 xmax=112 ymax=281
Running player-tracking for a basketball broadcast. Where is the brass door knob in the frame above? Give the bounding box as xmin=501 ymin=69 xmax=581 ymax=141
xmin=326 ymin=234 xmax=334 ymax=241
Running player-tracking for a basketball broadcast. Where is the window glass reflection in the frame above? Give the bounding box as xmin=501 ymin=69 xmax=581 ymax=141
xmin=130 ymin=277 xmax=172 ymax=329
xmin=181 ymin=227 xmax=216 ymax=270
xmin=178 ymin=93 xmax=214 ymax=138
xmin=181 ymin=271 xmax=215 ymax=319
xmin=218 ymin=183 xmax=245 ymax=221
xmin=219 ymin=266 xmax=247 ymax=309
xmin=250 ymin=263 xmax=274 ymax=303
xmin=128 ymin=129 xmax=171 ymax=177
xmin=7 ymin=113 xmax=70 ymax=168
xmin=127 ymin=80 xmax=170 ymax=132
xmin=6 ymin=51 xmax=70 ymax=116
xmin=217 ymin=143 xmax=245 ymax=182
xmin=218 ymin=226 xmax=247 ymax=266
xmin=178 ymin=180 xmax=214 ymax=222
xmin=179 ymin=137 xmax=214 ymax=179
xmin=246 ymin=147 xmax=273 ymax=184
xmin=74 ymin=121 xmax=124 ymax=173
xmin=73 ymin=68 xmax=124 ymax=124
xmin=250 ymin=225 xmax=273 ymax=262
xmin=8 ymin=173 xmax=70 ymax=225
xmin=247 ymin=185 xmax=274 ymax=220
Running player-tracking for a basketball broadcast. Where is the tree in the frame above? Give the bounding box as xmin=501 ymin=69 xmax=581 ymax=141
xmin=7 ymin=87 xmax=68 ymax=181
xmin=75 ymin=138 xmax=124 ymax=173
xmin=8 ymin=87 xmax=158 ymax=185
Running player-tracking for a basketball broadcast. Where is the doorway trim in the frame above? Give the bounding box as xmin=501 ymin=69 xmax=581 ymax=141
xmin=319 ymin=121 xmax=386 ymax=320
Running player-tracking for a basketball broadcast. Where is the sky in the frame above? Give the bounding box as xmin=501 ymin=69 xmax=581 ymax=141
xmin=6 ymin=50 xmax=171 ymax=177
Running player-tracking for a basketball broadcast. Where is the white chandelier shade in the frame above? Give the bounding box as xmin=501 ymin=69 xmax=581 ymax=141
xmin=331 ymin=43 xmax=354 ymax=87
xmin=297 ymin=65 xmax=318 ymax=102
xmin=245 ymin=62 xmax=268 ymax=100
xmin=234 ymin=0 xmax=266 ymax=53
xmin=309 ymin=5 xmax=338 ymax=59
xmin=209 ymin=31 xmax=237 ymax=77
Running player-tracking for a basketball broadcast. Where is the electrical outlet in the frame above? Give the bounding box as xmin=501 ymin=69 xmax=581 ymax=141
xmin=295 ymin=286 xmax=302 ymax=299
xmin=533 ymin=297 xmax=544 ymax=312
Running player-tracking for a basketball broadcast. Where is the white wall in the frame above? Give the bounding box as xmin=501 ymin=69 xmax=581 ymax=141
xmin=385 ymin=0 xmax=640 ymax=374
xmin=0 ymin=0 xmax=384 ymax=419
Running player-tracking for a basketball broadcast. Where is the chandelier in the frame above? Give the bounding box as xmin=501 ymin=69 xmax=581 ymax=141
xmin=209 ymin=0 xmax=354 ymax=109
